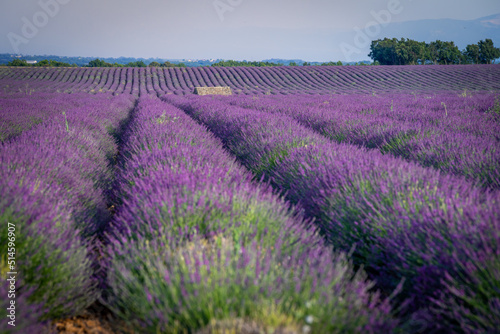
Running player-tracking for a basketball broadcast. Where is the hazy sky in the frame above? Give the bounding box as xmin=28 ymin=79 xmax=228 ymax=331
xmin=1 ymin=0 xmax=499 ymax=61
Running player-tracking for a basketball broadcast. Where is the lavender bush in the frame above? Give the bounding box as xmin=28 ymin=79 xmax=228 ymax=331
xmin=431 ymin=230 xmax=500 ymax=333
xmin=1 ymin=92 xmax=134 ymax=320
xmin=104 ymin=96 xmax=397 ymax=333
xmin=222 ymin=92 xmax=500 ymax=189
xmin=108 ymin=96 xmax=317 ymax=246
xmin=108 ymin=235 xmax=396 ymax=333
xmin=164 ymin=93 xmax=500 ymax=332
xmin=0 ymin=168 xmax=97 ymax=320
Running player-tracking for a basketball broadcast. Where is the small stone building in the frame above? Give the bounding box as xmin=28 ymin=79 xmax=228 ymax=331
xmin=193 ymin=86 xmax=232 ymax=95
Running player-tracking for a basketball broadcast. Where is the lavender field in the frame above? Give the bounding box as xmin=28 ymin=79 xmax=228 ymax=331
xmin=1 ymin=65 xmax=500 ymax=334
xmin=1 ymin=65 xmax=500 ymax=95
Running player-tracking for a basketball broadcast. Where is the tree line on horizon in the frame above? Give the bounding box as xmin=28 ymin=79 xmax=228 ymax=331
xmin=86 ymin=59 xmax=187 ymax=68
xmin=5 ymin=38 xmax=500 ymax=67
xmin=5 ymin=58 xmax=187 ymax=68
xmin=369 ymin=38 xmax=500 ymax=65
xmin=6 ymin=59 xmax=77 ymax=67
xmin=6 ymin=58 xmax=348 ymax=68
xmin=211 ymin=60 xmax=346 ymax=67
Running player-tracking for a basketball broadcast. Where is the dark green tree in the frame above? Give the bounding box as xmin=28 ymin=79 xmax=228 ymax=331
xmin=369 ymin=38 xmax=398 ymax=65
xmin=88 ymin=59 xmax=113 ymax=67
xmin=320 ymin=61 xmax=344 ymax=66
xmin=46 ymin=60 xmax=72 ymax=67
xmin=7 ymin=59 xmax=28 ymax=66
xmin=37 ymin=59 xmax=51 ymax=67
xmin=369 ymin=38 xmax=468 ymax=65
xmin=464 ymin=44 xmax=480 ymax=64
xmin=162 ymin=61 xmax=176 ymax=67
xmin=427 ymin=40 xmax=462 ymax=65
xmin=478 ymin=39 xmax=500 ymax=64
xmin=126 ymin=61 xmax=147 ymax=67
xmin=403 ymin=39 xmax=427 ymax=65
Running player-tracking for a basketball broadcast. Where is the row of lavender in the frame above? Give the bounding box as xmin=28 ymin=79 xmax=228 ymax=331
xmin=1 ymin=90 xmax=403 ymax=333
xmin=1 ymin=92 xmax=135 ymax=332
xmin=0 ymin=92 xmax=95 ymax=142
xmin=102 ymin=96 xmax=397 ymax=333
xmin=220 ymin=92 xmax=500 ymax=189
xmin=1 ymin=65 xmax=500 ymax=95
xmin=163 ymin=94 xmax=500 ymax=333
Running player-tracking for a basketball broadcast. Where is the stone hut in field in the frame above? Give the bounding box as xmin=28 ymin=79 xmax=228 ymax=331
xmin=194 ymin=86 xmax=232 ymax=96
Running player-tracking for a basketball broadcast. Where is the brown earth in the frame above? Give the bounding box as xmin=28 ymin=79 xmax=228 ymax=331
xmin=45 ymin=303 xmax=134 ymax=334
